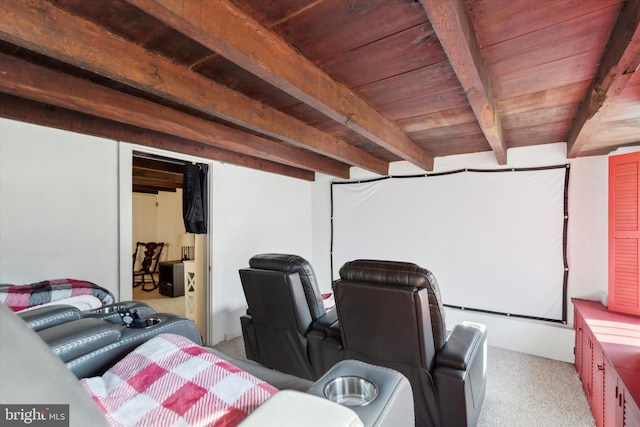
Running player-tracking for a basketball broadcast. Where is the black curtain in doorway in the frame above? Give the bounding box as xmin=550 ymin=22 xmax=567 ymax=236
xmin=183 ymin=163 xmax=208 ymax=234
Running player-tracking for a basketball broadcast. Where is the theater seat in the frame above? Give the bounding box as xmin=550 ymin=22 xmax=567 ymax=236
xmin=334 ymin=259 xmax=487 ymax=427
xmin=239 ymin=254 xmax=342 ymax=380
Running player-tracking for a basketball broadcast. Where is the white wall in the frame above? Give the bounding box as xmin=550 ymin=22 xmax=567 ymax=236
xmin=338 ymin=143 xmax=609 ymax=362
xmin=311 ymin=173 xmax=335 ymax=293
xmin=209 ymin=163 xmax=314 ymax=343
xmin=132 ymin=193 xmax=158 ymax=269
xmin=0 ymin=119 xmax=120 ymax=294
xmin=132 ymin=190 xmax=185 ymax=263
xmin=156 ymin=190 xmax=185 ymax=262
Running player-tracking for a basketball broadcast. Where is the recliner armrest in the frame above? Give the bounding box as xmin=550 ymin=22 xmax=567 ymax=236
xmin=311 ymin=307 xmax=338 ymax=331
xmin=18 ymin=304 xmax=82 ymax=331
xmin=436 ymin=322 xmax=486 ymax=371
xmin=38 ymin=318 xmax=121 ymax=362
xmin=434 ymin=322 xmax=487 ymax=427
xmin=307 ymin=360 xmax=414 ymax=427
xmin=240 ymin=390 xmax=363 ymax=427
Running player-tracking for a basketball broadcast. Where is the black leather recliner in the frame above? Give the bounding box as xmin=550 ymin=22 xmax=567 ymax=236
xmin=239 ymin=253 xmax=342 ymax=380
xmin=334 ymin=259 xmax=487 ymax=427
xmin=38 ymin=311 xmax=202 ymax=378
xmin=15 ymin=301 xmax=201 ymax=379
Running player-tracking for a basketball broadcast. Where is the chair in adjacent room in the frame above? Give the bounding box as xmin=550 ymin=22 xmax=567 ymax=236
xmin=333 ymin=259 xmax=487 ymax=427
xmin=238 ymin=253 xmax=342 ymax=381
xmin=132 ymin=242 xmax=164 ymax=291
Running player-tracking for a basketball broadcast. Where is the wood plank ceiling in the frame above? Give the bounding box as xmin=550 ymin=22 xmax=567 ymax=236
xmin=132 ymin=152 xmax=184 ymax=194
xmin=0 ymin=0 xmax=638 ymax=185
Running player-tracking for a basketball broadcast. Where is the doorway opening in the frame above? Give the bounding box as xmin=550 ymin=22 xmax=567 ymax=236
xmin=132 ymin=151 xmax=186 ymax=315
xmin=123 ymin=147 xmax=210 ymax=339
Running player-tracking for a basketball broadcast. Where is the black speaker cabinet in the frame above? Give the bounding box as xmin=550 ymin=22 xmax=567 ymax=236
xmin=158 ymin=261 xmax=184 ymax=297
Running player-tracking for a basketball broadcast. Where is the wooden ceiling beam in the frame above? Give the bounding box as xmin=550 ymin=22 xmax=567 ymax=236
xmin=125 ymin=0 xmax=434 ymax=171
xmin=567 ymin=0 xmax=640 ymax=158
xmin=419 ymin=0 xmax=507 ymax=165
xmin=132 ymin=168 xmax=183 ymax=185
xmin=133 ymin=176 xmax=181 ymax=189
xmin=132 ymin=186 xmax=161 ymax=195
xmin=0 ymin=93 xmax=315 ymax=181
xmin=0 ymin=0 xmax=385 ymax=175
xmin=0 ymin=53 xmax=349 ymax=178
xmin=133 ymin=157 xmax=184 ymax=175
xmin=132 ymin=181 xmax=178 ymax=193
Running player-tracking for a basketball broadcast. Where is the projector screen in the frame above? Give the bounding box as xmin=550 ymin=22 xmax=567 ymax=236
xmin=331 ymin=166 xmax=569 ymax=323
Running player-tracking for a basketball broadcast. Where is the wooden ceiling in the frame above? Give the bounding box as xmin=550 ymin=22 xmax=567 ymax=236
xmin=132 ymin=153 xmax=184 ymax=194
xmin=1 ymin=0 xmax=639 ymax=182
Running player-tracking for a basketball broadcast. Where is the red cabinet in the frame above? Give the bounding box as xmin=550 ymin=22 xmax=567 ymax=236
xmin=609 ymin=152 xmax=640 ymax=316
xmin=592 ymin=341 xmax=605 ymax=425
xmin=625 ymin=393 xmax=640 ymax=426
xmin=575 ymin=310 xmax=583 ymax=374
xmin=603 ymin=356 xmax=619 ymax=427
xmin=573 ymin=299 xmax=640 ymax=427
xmin=576 ymin=313 xmax=604 ymax=425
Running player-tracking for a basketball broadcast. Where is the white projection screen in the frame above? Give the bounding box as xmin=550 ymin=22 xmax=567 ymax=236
xmin=331 ymin=166 xmax=569 ymax=323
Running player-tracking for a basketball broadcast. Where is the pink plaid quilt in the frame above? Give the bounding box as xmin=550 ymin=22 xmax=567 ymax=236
xmin=322 ymin=292 xmax=335 ymax=311
xmin=81 ymin=333 xmax=278 ymax=427
xmin=0 ymin=278 xmax=115 ymax=311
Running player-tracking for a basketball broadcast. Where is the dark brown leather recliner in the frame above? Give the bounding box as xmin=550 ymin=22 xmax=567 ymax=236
xmin=239 ymin=254 xmax=342 ymax=380
xmin=334 ymin=259 xmax=487 ymax=427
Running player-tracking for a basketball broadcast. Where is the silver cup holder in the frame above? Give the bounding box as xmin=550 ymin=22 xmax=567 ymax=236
xmin=323 ymin=376 xmax=378 ymax=407
xmin=94 ymin=305 xmax=126 ymax=314
xmin=143 ymin=317 xmax=162 ymax=327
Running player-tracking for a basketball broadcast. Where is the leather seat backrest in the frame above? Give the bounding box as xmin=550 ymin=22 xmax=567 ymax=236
xmin=336 ymin=259 xmax=447 ymax=369
xmin=240 ymin=268 xmax=313 ymax=335
xmin=249 ymin=253 xmax=325 ymax=320
xmin=239 ymin=267 xmax=316 ymax=379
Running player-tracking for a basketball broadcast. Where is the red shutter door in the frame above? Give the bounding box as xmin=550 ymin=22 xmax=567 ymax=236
xmin=609 ymin=152 xmax=640 ymax=315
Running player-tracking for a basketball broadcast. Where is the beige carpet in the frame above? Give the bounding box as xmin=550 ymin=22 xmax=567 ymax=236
xmin=477 ymin=346 xmax=594 ymax=427
xmin=212 ymin=337 xmax=595 ymax=427
xmin=132 ymin=278 xmax=185 ymax=316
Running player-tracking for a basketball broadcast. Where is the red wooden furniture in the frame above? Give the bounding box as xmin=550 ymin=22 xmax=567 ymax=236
xmin=609 ymin=152 xmax=640 ymax=316
xmin=573 ymin=298 xmax=640 ymax=426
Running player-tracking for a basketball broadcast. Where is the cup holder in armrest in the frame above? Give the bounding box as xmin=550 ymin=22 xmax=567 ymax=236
xmin=92 ymin=305 xmax=126 ymax=314
xmin=323 ymin=376 xmax=378 ymax=407
xmin=307 ymin=360 xmax=414 ymax=427
xmin=84 ymin=301 xmax=157 ymax=323
xmin=142 ymin=317 xmax=162 ymax=327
